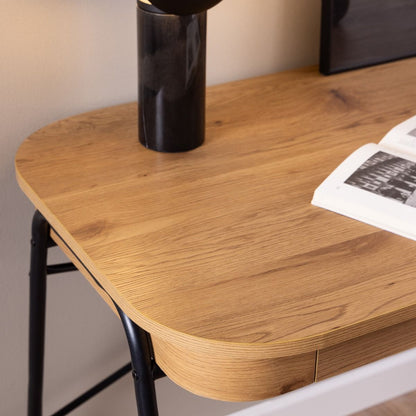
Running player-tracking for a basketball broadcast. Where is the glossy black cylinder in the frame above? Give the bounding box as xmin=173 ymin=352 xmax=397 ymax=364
xmin=137 ymin=2 xmax=207 ymax=152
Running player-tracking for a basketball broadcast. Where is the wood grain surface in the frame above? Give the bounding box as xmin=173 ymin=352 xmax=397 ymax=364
xmin=317 ymin=317 xmax=416 ymax=380
xmin=16 ymin=59 xmax=416 ymax=400
xmin=152 ymin=336 xmax=316 ymax=401
xmin=352 ymin=389 xmax=416 ymax=416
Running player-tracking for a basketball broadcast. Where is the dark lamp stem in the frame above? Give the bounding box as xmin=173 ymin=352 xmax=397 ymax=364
xmin=137 ymin=1 xmax=207 ymax=152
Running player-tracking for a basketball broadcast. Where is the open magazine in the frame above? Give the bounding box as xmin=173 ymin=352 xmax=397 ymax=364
xmin=312 ymin=115 xmax=416 ymax=241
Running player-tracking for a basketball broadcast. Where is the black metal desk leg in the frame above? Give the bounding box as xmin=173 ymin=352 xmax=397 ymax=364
xmin=28 ymin=210 xmax=50 ymax=416
xmin=115 ymin=305 xmax=159 ymax=416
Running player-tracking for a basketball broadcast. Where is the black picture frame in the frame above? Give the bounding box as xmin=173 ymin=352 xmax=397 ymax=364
xmin=320 ymin=0 xmax=416 ymax=75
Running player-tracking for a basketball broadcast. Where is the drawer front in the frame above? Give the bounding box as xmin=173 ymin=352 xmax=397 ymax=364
xmin=152 ymin=335 xmax=316 ymax=402
xmin=317 ymin=318 xmax=416 ymax=380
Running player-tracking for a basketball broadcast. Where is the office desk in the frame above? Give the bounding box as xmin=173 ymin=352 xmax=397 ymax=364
xmin=16 ymin=58 xmax=416 ymax=414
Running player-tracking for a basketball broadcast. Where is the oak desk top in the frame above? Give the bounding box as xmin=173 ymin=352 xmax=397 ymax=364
xmin=16 ymin=59 xmax=416 ymax=401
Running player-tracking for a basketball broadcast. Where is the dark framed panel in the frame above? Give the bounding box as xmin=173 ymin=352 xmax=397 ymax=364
xmin=320 ymin=0 xmax=416 ymax=75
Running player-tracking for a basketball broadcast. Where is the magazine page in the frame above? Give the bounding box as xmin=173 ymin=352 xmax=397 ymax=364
xmin=312 ymin=143 xmax=416 ymax=241
xmin=379 ymin=115 xmax=416 ymax=156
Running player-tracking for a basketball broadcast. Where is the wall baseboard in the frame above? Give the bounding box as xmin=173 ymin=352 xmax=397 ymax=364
xmin=228 ymin=348 xmax=416 ymax=416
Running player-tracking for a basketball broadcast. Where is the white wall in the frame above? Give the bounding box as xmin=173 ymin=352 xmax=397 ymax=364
xmin=2 ymin=1 xmax=414 ymax=415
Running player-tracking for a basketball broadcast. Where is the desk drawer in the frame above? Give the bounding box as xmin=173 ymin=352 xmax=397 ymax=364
xmin=316 ymin=317 xmax=416 ymax=380
xmin=152 ymin=336 xmax=316 ymax=402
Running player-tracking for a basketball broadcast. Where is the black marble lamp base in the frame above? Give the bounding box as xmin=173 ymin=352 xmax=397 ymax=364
xmin=137 ymin=1 xmax=207 ymax=152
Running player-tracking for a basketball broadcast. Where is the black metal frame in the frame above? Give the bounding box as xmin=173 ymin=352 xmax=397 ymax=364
xmin=28 ymin=210 xmax=164 ymax=416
